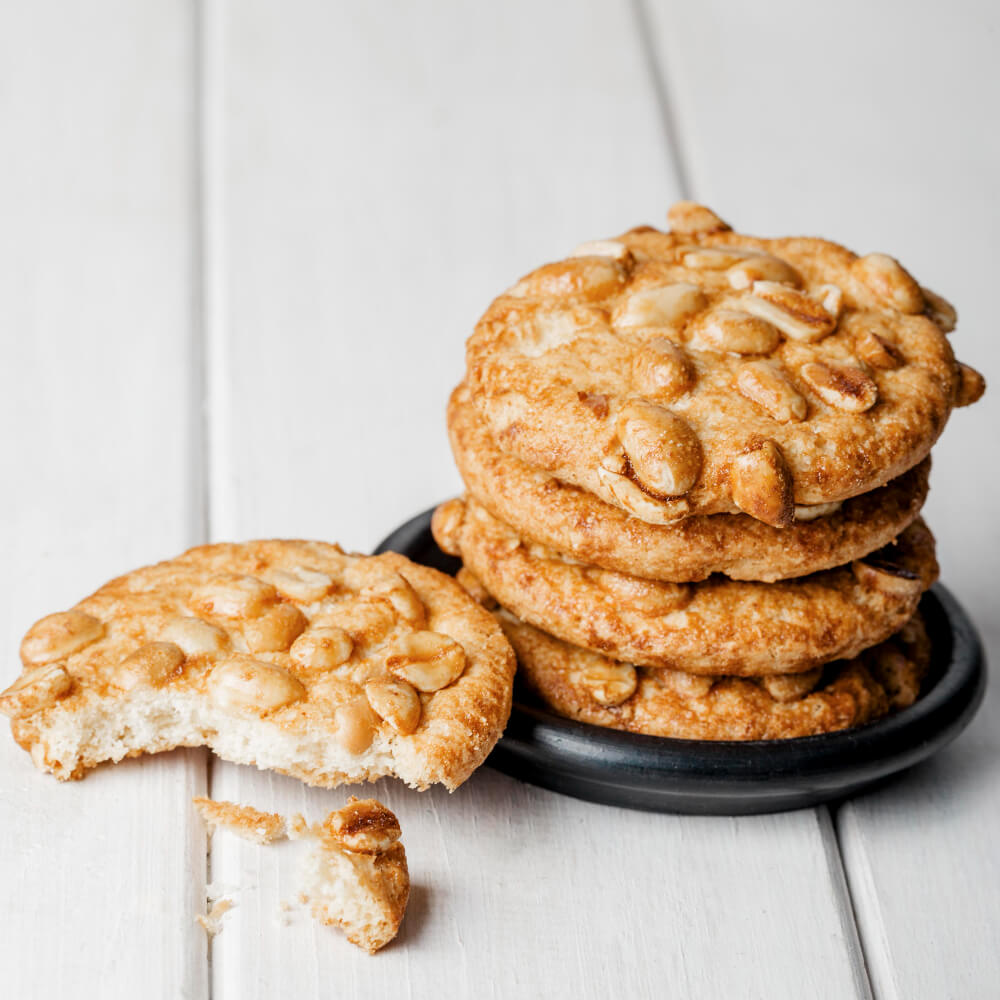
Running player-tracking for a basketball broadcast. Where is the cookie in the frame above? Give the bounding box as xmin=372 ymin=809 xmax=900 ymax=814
xmin=500 ymin=610 xmax=930 ymax=740
xmin=465 ymin=202 xmax=982 ymax=525
xmin=0 ymin=541 xmax=515 ymax=790
xmin=447 ymin=383 xmax=930 ymax=582
xmin=434 ymin=500 xmax=937 ymax=676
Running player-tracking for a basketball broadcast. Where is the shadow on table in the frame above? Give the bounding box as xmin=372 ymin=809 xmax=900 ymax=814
xmin=390 ymin=882 xmax=430 ymax=950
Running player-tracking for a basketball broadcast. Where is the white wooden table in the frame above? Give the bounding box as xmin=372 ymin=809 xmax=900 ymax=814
xmin=2 ymin=2 xmax=997 ymax=997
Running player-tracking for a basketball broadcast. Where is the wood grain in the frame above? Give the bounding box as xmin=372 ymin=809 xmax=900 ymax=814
xmin=210 ymin=770 xmax=870 ymax=998
xmin=0 ymin=2 xmax=208 ymax=998
xmin=642 ymin=2 xmax=1000 ymax=996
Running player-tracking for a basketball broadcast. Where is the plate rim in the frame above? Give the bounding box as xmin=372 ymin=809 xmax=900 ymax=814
xmin=375 ymin=505 xmax=986 ymax=810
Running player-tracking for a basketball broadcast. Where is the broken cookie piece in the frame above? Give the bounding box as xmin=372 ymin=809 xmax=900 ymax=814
xmin=194 ymin=795 xmax=409 ymax=954
xmin=194 ymin=796 xmax=288 ymax=845
xmin=293 ymin=798 xmax=409 ymax=954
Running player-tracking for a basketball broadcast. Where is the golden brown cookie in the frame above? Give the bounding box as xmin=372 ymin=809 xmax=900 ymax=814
xmin=446 ymin=383 xmax=930 ymax=582
xmin=465 ymin=203 xmax=981 ymax=525
xmin=500 ymin=610 xmax=931 ymax=740
xmin=435 ymin=500 xmax=937 ymax=676
xmin=0 ymin=541 xmax=515 ymax=790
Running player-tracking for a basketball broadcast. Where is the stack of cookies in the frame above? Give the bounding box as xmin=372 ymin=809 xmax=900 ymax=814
xmin=433 ymin=202 xmax=985 ymax=740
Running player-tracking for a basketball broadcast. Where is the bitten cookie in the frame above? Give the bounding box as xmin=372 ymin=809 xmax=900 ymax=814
xmin=435 ymin=500 xmax=938 ymax=676
xmin=447 ymin=383 xmax=930 ymax=582
xmin=465 ymin=202 xmax=983 ymax=525
xmin=1 ymin=541 xmax=515 ymax=790
xmin=500 ymin=610 xmax=931 ymax=740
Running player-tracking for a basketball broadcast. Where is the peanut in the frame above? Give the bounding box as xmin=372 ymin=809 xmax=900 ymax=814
xmin=364 ymin=678 xmax=422 ymax=735
xmin=386 ymin=631 xmax=467 ymax=692
xmin=21 ymin=611 xmax=104 ymax=667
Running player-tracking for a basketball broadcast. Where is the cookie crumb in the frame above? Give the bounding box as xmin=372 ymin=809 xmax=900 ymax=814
xmin=194 ymin=796 xmax=287 ymax=845
xmin=196 ymin=897 xmax=234 ymax=938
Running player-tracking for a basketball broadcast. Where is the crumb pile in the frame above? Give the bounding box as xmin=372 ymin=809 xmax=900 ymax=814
xmin=195 ymin=796 xmax=408 ymax=953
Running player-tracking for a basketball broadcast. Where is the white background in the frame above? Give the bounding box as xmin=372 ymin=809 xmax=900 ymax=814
xmin=1 ymin=2 xmax=997 ymax=997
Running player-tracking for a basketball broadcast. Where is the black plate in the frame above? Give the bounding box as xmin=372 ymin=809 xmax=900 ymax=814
xmin=375 ymin=508 xmax=986 ymax=814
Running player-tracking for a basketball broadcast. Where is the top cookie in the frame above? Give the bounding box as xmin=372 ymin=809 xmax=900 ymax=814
xmin=465 ymin=202 xmax=983 ymax=526
xmin=1 ymin=540 xmax=515 ymax=791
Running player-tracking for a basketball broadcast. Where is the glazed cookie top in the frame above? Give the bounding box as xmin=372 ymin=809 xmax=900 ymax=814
xmin=1 ymin=540 xmax=515 ymax=790
xmin=465 ymin=202 xmax=984 ymax=525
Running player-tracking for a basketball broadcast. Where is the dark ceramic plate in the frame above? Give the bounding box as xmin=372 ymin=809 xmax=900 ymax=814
xmin=375 ymin=508 xmax=986 ymax=814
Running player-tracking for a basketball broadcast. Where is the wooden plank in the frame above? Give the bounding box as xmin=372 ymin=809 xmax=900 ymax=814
xmin=837 ymin=708 xmax=1000 ymax=1000
xmin=211 ymin=770 xmax=869 ymax=998
xmin=642 ymin=1 xmax=1000 ymax=996
xmin=207 ymin=1 xmax=869 ymax=996
xmin=0 ymin=3 xmax=208 ymax=998
xmin=203 ymin=0 xmax=680 ymax=551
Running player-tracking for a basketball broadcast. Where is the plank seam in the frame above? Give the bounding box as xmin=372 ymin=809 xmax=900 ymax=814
xmin=190 ymin=0 xmax=211 ymax=551
xmin=835 ymin=805 xmax=900 ymax=1000
xmin=629 ymin=0 xmax=693 ymax=199
xmin=197 ymin=0 xmax=224 ymax=994
xmin=199 ymin=0 xmax=230 ymax=547
xmin=818 ymin=805 xmax=876 ymax=999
